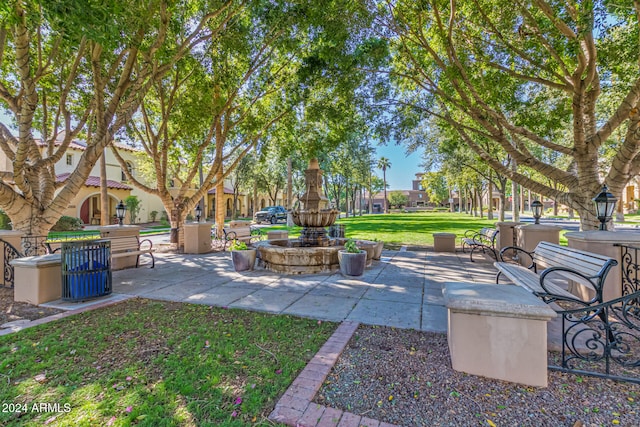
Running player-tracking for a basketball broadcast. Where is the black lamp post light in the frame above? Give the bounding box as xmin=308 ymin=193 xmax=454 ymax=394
xmin=195 ymin=204 xmax=202 ymax=222
xmin=115 ymin=200 xmax=127 ymax=226
xmin=531 ymin=200 xmax=543 ymax=224
xmin=592 ymin=185 xmax=618 ymax=231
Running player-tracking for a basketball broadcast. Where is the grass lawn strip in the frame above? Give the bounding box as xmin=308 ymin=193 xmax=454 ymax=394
xmin=0 ymin=298 xmax=336 ymax=426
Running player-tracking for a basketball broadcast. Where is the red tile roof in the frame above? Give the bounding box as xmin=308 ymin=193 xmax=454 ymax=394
xmin=207 ymin=186 xmax=235 ymax=195
xmin=35 ymin=137 xmax=138 ymax=152
xmin=56 ymin=173 xmax=132 ymax=190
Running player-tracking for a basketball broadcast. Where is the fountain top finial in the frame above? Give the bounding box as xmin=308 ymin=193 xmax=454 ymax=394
xmin=308 ymin=158 xmax=320 ymax=170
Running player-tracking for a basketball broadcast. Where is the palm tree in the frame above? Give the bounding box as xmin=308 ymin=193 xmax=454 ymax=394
xmin=377 ymin=157 xmax=391 ymax=214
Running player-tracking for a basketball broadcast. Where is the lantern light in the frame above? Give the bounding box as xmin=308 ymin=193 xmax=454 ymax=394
xmin=592 ymin=185 xmax=617 ymax=230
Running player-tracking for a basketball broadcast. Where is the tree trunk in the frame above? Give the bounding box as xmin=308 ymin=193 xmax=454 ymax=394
xmin=487 ymin=176 xmax=494 ymax=220
xmin=170 ymin=204 xmax=184 ymax=249
xmin=449 ymin=186 xmax=454 ymax=212
xmin=383 ymin=170 xmax=388 ymax=214
xmin=199 ymin=163 xmax=205 ymax=220
xmin=511 ymin=179 xmax=520 ymax=223
xmin=286 ymin=157 xmax=293 ymax=210
xmin=499 ymin=192 xmax=506 ymax=222
xmin=100 ymin=149 xmax=109 ymax=225
xmin=215 ymin=179 xmax=226 ymax=239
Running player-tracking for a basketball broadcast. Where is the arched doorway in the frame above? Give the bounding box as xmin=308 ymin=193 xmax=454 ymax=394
xmin=79 ymin=194 xmax=120 ymax=224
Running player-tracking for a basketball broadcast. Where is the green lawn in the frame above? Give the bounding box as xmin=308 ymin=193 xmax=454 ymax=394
xmin=262 ymin=211 xmax=574 ymax=247
xmin=335 ymin=212 xmax=498 ymax=248
xmin=262 ymin=211 xmax=498 ymax=249
xmin=0 ymin=299 xmax=335 ymax=426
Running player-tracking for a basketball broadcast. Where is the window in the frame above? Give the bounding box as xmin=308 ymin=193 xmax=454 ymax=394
xmin=66 ymin=154 xmax=73 ymax=166
xmin=419 ymin=194 xmax=423 ymax=199
xmin=121 ymin=162 xmax=134 ymax=181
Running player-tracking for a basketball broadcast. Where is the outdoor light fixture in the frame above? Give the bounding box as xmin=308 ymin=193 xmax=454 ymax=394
xmin=531 ymin=200 xmax=543 ymax=224
xmin=592 ymin=185 xmax=617 ymax=231
xmin=115 ymin=200 xmax=126 ymax=226
xmin=195 ymin=204 xmax=202 ymax=222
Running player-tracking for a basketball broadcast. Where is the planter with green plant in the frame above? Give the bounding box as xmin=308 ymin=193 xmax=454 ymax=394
xmin=229 ymin=240 xmax=257 ymax=272
xmin=338 ymin=239 xmax=367 ymax=277
xmin=372 ymin=238 xmax=384 ymax=260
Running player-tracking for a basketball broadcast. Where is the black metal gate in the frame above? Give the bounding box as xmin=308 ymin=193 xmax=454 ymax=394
xmin=548 ymin=244 xmax=640 ymax=384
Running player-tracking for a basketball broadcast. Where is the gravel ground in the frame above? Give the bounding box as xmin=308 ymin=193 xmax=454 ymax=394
xmin=0 ymin=287 xmax=63 ymax=326
xmin=315 ymin=325 xmax=640 ymax=427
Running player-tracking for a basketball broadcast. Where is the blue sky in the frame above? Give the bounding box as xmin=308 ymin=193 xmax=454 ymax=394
xmin=374 ymin=143 xmax=423 ymax=190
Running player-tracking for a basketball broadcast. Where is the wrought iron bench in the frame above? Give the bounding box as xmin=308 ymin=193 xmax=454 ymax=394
xmin=46 ymin=235 xmax=154 ymax=268
xmin=221 ymin=224 xmax=263 ymax=251
xmin=494 ymin=241 xmax=617 ymax=307
xmin=496 ymin=241 xmax=640 ymax=383
xmin=461 ymin=227 xmax=499 ymax=261
xmin=110 ymin=235 xmax=155 ymax=268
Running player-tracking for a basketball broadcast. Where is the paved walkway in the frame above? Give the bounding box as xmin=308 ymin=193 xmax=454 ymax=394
xmin=46 ymin=248 xmax=498 ymax=332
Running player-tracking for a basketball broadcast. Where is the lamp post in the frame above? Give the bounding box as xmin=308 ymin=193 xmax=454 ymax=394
xmin=531 ymin=200 xmax=543 ymax=224
xmin=195 ymin=204 xmax=202 ymax=223
xmin=592 ymin=185 xmax=617 ymax=230
xmin=115 ymin=200 xmax=126 ymax=226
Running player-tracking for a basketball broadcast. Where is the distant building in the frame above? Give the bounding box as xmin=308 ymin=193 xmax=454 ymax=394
xmin=367 ymin=173 xmax=429 ymax=212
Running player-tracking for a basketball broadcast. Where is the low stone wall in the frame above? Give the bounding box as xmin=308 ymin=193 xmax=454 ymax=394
xmin=443 ymin=282 xmax=557 ymax=387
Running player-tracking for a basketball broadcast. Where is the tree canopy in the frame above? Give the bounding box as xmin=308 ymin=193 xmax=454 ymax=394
xmin=2 ymin=1 xmax=640 ymax=233
xmin=369 ymin=0 xmax=640 ymax=229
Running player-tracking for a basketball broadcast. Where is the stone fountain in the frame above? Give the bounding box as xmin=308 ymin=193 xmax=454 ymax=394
xmin=292 ymin=158 xmax=339 ymax=246
xmin=254 ymin=159 xmax=343 ymax=274
xmin=255 ymin=158 xmax=379 ymax=274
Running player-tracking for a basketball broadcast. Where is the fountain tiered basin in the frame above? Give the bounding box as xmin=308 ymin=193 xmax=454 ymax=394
xmin=291 ymin=209 xmax=339 ymax=227
xmin=254 ymin=158 xmax=379 ymax=274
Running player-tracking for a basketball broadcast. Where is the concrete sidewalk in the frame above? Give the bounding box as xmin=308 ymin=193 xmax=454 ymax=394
xmin=48 ymin=248 xmax=497 ymax=332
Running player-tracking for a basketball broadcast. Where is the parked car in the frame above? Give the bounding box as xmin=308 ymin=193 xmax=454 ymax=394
xmin=254 ymin=206 xmax=287 ymax=224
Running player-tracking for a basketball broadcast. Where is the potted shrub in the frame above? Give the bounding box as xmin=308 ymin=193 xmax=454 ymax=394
xmin=229 ymin=240 xmax=257 ymax=272
xmin=338 ymin=239 xmax=367 ymax=277
xmin=372 ymin=238 xmax=384 ymax=260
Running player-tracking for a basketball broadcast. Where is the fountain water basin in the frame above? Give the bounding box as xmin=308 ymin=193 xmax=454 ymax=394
xmin=255 ymin=237 xmax=379 ymax=274
xmin=254 ymin=238 xmax=344 ymax=274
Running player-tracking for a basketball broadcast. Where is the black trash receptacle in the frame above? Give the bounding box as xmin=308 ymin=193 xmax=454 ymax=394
xmin=61 ymin=240 xmax=112 ymax=302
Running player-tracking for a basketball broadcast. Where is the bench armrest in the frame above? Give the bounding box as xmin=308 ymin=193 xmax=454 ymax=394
xmin=499 ymin=246 xmax=535 ymax=270
xmin=539 ymin=266 xmax=602 ymax=305
xmin=138 ymin=237 xmax=153 ymax=251
xmin=464 ymin=229 xmax=481 ymax=240
xmin=249 ymin=226 xmax=263 ymax=240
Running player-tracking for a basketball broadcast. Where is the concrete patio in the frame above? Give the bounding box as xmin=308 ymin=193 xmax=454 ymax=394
xmin=44 ymin=247 xmax=498 ymax=333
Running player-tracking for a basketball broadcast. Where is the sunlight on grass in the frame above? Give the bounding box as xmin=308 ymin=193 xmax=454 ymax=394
xmin=0 ymin=299 xmax=336 ymax=426
xmin=336 ymin=212 xmax=498 ymax=247
xmin=262 ymin=211 xmax=514 ymax=248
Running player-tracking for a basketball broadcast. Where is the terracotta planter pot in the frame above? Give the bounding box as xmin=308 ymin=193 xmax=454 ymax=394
xmin=231 ymin=249 xmax=257 ymax=272
xmin=372 ymin=241 xmax=384 ymax=260
xmin=338 ymin=250 xmax=367 ymax=277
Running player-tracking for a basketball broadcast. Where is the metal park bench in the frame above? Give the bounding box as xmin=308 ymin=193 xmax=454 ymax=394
xmin=461 ymin=227 xmax=499 ymax=261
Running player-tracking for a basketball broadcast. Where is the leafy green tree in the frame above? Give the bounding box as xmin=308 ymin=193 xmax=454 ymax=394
xmin=377 ymin=157 xmax=391 ymax=213
xmin=254 ymin=152 xmax=288 ymax=206
xmin=365 ymin=175 xmax=385 ymax=214
xmin=125 ymin=196 xmax=141 ymax=225
xmin=374 ymin=1 xmax=640 ymax=229
xmin=0 ymin=0 xmax=216 ymax=236
xmin=388 ymin=191 xmax=408 ymax=209
xmin=422 ymin=172 xmax=448 ymax=206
